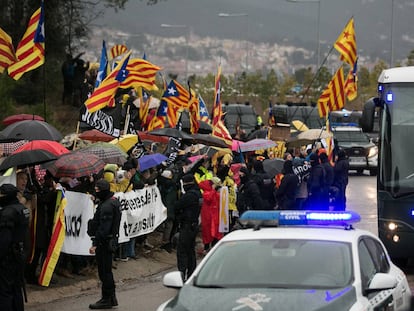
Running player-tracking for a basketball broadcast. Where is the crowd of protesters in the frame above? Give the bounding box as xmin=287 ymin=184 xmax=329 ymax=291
xmin=0 ymin=137 xmax=350 ymax=309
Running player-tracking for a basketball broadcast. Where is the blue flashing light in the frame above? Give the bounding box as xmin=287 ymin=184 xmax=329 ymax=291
xmin=386 ymin=91 xmax=393 ymax=103
xmin=378 ymin=85 xmax=383 ymax=92
xmin=411 ymin=210 xmax=414 ymax=216
xmin=239 ymin=210 xmax=361 ymax=227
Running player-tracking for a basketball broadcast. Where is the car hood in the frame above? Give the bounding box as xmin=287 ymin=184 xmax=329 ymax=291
xmin=163 ymin=285 xmax=357 ymax=311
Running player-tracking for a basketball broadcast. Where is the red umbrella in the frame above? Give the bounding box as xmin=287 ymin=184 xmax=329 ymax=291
xmin=78 ymin=129 xmax=114 ymax=142
xmin=138 ymin=131 xmax=169 ymax=144
xmin=46 ymin=152 xmax=105 ymax=178
xmin=13 ymin=140 xmax=70 ymax=156
xmin=2 ymin=114 xmax=45 ymax=126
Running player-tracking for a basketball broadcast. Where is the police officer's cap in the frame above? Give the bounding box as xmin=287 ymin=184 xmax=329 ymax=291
xmin=0 ymin=183 xmax=19 ymax=198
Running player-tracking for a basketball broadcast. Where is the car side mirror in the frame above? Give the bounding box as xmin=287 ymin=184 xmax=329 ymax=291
xmin=162 ymin=271 xmax=184 ymax=289
xmin=365 ymin=273 xmax=397 ymax=295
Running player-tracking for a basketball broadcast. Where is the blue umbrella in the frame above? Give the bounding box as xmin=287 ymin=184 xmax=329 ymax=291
xmin=138 ymin=153 xmax=168 ymax=172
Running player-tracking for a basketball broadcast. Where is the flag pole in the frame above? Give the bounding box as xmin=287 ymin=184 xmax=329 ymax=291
xmin=123 ymin=104 xmax=131 ymax=135
xmin=73 ymin=121 xmax=80 ymax=150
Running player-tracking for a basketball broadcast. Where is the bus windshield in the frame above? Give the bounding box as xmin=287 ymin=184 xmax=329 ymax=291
xmin=380 ymin=83 xmax=414 ymax=197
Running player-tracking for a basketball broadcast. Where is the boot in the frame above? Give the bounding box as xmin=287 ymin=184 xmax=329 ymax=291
xmin=89 ymin=297 xmax=113 ymax=309
xmin=111 ymin=294 xmax=118 ymax=307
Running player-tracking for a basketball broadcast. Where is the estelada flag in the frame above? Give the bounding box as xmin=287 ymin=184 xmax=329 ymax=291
xmin=8 ymin=1 xmax=45 ymax=80
xmin=334 ymin=17 xmax=357 ymax=67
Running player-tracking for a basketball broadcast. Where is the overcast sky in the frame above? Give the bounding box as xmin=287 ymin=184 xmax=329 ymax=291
xmin=97 ymin=0 xmax=414 ymax=65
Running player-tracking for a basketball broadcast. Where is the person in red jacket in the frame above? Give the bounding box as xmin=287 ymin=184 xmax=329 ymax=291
xmin=198 ymin=177 xmax=223 ymax=254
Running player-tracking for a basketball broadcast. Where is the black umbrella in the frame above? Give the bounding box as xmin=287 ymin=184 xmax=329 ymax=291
xmin=187 ymin=133 xmax=229 ymax=149
xmin=246 ymin=129 xmax=269 ymax=141
xmin=262 ymin=158 xmax=285 ymax=178
xmin=0 ymin=120 xmax=63 ymax=142
xmin=0 ymin=149 xmax=57 ymax=171
xmin=148 ymin=127 xmax=193 ymax=140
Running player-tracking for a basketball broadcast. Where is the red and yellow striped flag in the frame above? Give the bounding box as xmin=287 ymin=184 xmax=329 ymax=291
xmin=8 ymin=1 xmax=45 ymax=80
xmin=188 ymin=89 xmax=200 ymax=134
xmin=334 ymin=18 xmax=357 ymax=67
xmin=110 ymin=44 xmax=128 ymax=60
xmin=0 ymin=27 xmax=16 ymax=73
xmin=138 ymin=87 xmax=151 ymax=125
xmin=344 ymin=60 xmax=358 ymax=101
xmin=119 ymin=58 xmax=161 ymax=91
xmin=38 ymin=188 xmax=67 ymax=287
xmin=85 ymin=51 xmax=131 ymax=113
xmin=317 ymin=66 xmax=345 ymax=118
xmin=162 ymin=80 xmax=190 ymax=128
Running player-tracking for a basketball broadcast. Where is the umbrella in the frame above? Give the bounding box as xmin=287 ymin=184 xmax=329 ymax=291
xmin=110 ymin=134 xmax=138 ymax=152
xmin=138 ymin=153 xmax=168 ymax=172
xmin=0 ymin=140 xmax=28 ymax=156
xmin=262 ymin=158 xmax=285 ymax=178
xmin=291 ymin=120 xmax=309 ymax=132
xmin=13 ymin=140 xmax=70 ymax=156
xmin=246 ymin=128 xmax=269 ymax=141
xmin=296 ymin=129 xmax=331 ymax=141
xmin=239 ymin=138 xmax=277 ymax=152
xmin=148 ymin=128 xmax=193 ymax=140
xmin=78 ymin=129 xmax=114 ymax=142
xmin=77 ymin=142 xmax=128 ymax=165
xmin=2 ymin=114 xmax=45 ymax=126
xmin=187 ymin=133 xmax=229 ymax=149
xmin=287 ymin=129 xmax=332 ymax=148
xmin=0 ymin=149 xmax=57 ymax=171
xmin=0 ymin=120 xmax=63 ymax=142
xmin=46 ymin=152 xmax=105 ymax=178
xmin=138 ymin=131 xmax=169 ymax=144
xmin=231 ymin=139 xmax=245 ymax=152
xmin=110 ymin=133 xmax=168 ymax=153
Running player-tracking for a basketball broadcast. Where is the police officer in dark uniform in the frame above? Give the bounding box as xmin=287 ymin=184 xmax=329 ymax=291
xmin=0 ymin=184 xmax=30 ymax=311
xmin=87 ymin=180 xmax=121 ymax=309
xmin=174 ymin=174 xmax=202 ymax=281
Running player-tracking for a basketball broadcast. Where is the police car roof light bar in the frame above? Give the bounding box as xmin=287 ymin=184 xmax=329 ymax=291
xmin=239 ymin=210 xmax=361 ymax=228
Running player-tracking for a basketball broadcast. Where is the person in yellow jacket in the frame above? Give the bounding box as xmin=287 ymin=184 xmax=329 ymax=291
xmin=194 ymin=157 xmax=213 ymax=185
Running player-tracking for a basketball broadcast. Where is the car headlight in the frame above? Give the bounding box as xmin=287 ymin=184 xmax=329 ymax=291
xmin=368 ymin=146 xmax=378 ymax=158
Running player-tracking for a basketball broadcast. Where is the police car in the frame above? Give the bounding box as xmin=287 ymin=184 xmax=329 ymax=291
xmin=157 ymin=210 xmax=412 ymax=311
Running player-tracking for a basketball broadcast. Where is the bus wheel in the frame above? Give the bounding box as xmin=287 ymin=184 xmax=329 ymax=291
xmin=356 ymin=169 xmax=364 ymax=174
xmin=369 ymin=169 xmax=377 ymax=176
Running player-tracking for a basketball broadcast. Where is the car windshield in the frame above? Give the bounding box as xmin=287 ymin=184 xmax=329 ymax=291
xmin=334 ymin=131 xmax=370 ymax=143
xmin=194 ymin=239 xmax=353 ymax=289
